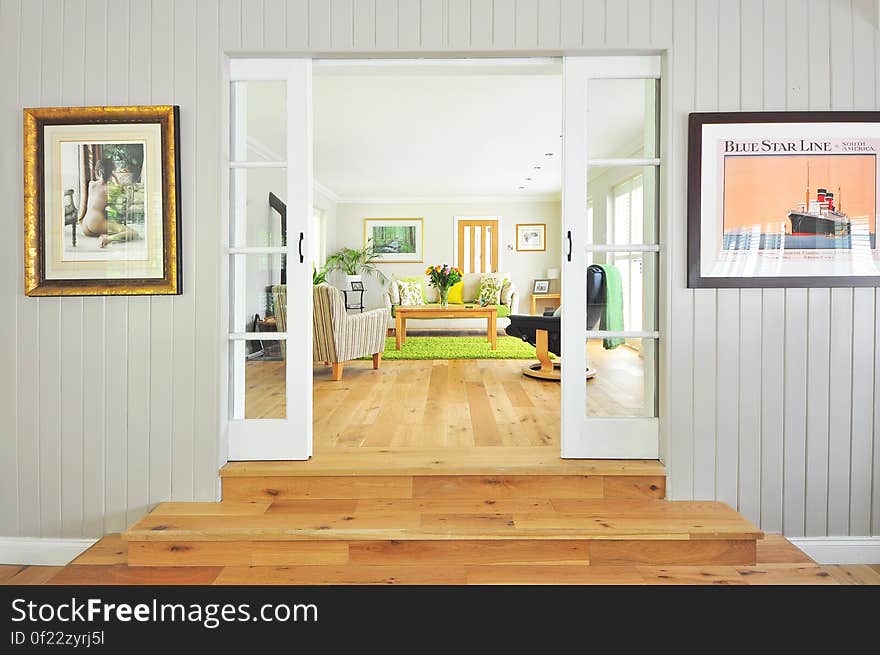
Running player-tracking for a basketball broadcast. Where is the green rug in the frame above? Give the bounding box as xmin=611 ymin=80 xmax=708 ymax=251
xmin=362 ymin=336 xmax=540 ymax=360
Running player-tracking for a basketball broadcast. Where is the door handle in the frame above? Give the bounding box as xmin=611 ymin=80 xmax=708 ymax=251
xmin=298 ymin=232 xmax=304 ymax=263
xmin=566 ymin=230 xmax=572 ymax=262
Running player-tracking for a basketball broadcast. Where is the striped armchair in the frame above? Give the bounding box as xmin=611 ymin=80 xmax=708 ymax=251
xmin=272 ymin=283 xmax=389 ymax=380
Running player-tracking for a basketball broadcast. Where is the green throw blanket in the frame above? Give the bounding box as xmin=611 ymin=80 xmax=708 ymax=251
xmin=597 ymin=264 xmax=624 ymax=349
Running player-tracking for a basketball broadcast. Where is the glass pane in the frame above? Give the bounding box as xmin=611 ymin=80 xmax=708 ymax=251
xmin=585 ymin=252 xmax=657 ymax=332
xmin=230 ymin=340 xmax=286 ymax=419
xmin=586 ymin=165 xmax=657 ymax=245
xmin=229 ymin=254 xmax=286 ymax=332
xmin=230 ymin=168 xmax=288 ymax=247
xmin=587 ymin=78 xmax=657 ymax=159
xmin=230 ymin=80 xmax=287 ymax=161
xmin=586 ymin=338 xmax=657 ymax=417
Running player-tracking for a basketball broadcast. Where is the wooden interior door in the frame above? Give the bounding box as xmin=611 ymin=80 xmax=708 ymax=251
xmin=456 ymin=219 xmax=499 ymax=274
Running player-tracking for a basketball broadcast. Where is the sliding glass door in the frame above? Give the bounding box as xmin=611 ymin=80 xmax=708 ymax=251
xmin=225 ymin=59 xmax=313 ymax=460
xmin=561 ymin=57 xmax=661 ymax=458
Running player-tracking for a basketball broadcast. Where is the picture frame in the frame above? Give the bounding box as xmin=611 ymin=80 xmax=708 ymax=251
xmin=23 ymin=105 xmax=181 ymax=296
xmin=533 ymin=279 xmax=551 ymax=294
xmin=688 ymin=111 xmax=880 ymax=288
xmin=516 ymin=223 xmax=546 ymax=251
xmin=364 ymin=218 xmax=424 ymax=263
xmin=350 ymin=280 xmax=364 ymax=291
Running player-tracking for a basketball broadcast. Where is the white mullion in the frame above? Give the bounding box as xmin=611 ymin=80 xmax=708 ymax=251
xmin=229 ymin=332 xmax=288 ymax=340
xmin=588 ymin=158 xmax=660 ymax=167
xmin=229 ymin=161 xmax=288 ymax=169
xmin=228 ymin=246 xmax=289 ymax=255
xmin=586 ymin=330 xmax=660 ymax=339
xmin=584 ymin=244 xmax=660 ymax=252
xmin=232 ymin=339 xmax=246 ymax=419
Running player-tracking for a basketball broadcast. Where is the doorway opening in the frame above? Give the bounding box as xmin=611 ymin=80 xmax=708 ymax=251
xmin=224 ymin=56 xmax=662 ymax=465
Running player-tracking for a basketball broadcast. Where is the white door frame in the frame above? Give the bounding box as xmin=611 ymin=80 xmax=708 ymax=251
xmin=218 ymin=54 xmax=667 ymax=465
xmin=562 ymin=56 xmax=662 ymax=459
xmin=220 ymin=58 xmax=313 ymax=461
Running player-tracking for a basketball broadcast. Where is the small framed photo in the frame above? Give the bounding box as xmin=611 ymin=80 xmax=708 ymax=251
xmin=516 ymin=223 xmax=546 ymax=251
xmin=533 ymin=279 xmax=551 ymax=294
xmin=350 ymin=280 xmax=365 ymax=291
xmin=23 ymin=105 xmax=181 ymax=296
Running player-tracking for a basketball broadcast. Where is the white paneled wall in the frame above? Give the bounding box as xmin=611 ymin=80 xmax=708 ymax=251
xmin=0 ymin=0 xmax=878 ymax=539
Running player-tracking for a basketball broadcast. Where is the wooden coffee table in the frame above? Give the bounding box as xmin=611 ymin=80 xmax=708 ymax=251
xmin=394 ymin=306 xmax=498 ymax=350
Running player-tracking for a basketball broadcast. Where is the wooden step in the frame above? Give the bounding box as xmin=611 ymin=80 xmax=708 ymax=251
xmin=220 ymin=450 xmax=667 ymax=502
xmin=124 ymin=498 xmax=762 ymax=567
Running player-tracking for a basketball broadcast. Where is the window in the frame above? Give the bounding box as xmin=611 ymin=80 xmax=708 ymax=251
xmin=610 ymin=175 xmax=645 ymax=345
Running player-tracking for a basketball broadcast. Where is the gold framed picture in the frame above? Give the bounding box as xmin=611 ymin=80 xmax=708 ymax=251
xmin=23 ymin=105 xmax=181 ymax=296
xmin=516 ymin=223 xmax=546 ymax=251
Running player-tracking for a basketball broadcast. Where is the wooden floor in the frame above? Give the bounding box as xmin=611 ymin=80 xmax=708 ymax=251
xmin=3 ymin=534 xmax=872 ymax=585
xmin=246 ymin=341 xmax=646 ymax=439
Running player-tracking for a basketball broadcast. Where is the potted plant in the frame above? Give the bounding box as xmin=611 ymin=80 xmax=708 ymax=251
xmin=324 ymin=240 xmax=387 ymax=288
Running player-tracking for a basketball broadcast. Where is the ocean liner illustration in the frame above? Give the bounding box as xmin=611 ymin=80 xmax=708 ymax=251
xmin=787 ymin=186 xmax=851 ymax=237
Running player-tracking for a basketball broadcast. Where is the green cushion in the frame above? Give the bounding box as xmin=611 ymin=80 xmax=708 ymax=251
xmin=391 ymin=304 xmax=509 ymax=318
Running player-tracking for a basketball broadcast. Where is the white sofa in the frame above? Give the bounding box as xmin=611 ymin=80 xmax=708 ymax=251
xmin=381 ymin=272 xmax=520 ymax=331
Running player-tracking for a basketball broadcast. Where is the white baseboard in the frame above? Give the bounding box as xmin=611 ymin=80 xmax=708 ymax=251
xmin=0 ymin=537 xmax=98 ymax=566
xmin=789 ymin=536 xmax=880 ymax=565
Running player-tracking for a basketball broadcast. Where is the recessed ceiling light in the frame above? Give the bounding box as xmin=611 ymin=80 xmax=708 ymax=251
xmin=525 ymin=177 xmax=532 ymax=181
xmin=532 ymin=165 xmax=542 ymax=170
xmin=518 ymin=186 xmax=525 ymax=189
xmin=545 ymin=152 xmax=554 ymax=157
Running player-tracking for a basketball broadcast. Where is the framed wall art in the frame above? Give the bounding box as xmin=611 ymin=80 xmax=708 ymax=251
xmin=688 ymin=111 xmax=880 ymax=288
xmin=24 ymin=105 xmax=181 ymax=296
xmin=364 ymin=217 xmax=423 ymax=263
xmin=516 ymin=223 xmax=546 ymax=251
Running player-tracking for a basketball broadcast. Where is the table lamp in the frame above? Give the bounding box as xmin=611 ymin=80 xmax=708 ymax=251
xmin=546 ymin=268 xmax=560 ymax=293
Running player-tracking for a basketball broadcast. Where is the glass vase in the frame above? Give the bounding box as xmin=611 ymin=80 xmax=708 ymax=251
xmin=439 ymin=286 xmax=449 ymax=308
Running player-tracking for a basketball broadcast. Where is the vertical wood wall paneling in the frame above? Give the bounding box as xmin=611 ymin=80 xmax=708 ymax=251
xmin=37 ymin=0 xmax=63 ymax=539
xmin=783 ymin=290 xmax=809 ymax=536
xmin=850 ymin=289 xmax=874 ymax=535
xmin=352 ymin=0 xmax=376 ymax=49
xmin=827 ymin=289 xmax=854 ymax=534
xmin=736 ymin=0 xmax=764 ymax=527
xmin=581 ymin=0 xmax=604 ymax=47
xmin=16 ymin=0 xmax=43 ymax=539
xmin=538 ymin=0 xmax=562 ymax=48
xmin=559 ymin=0 xmax=583 ymax=47
xmin=515 ymin=0 xmax=539 ymax=48
xmin=627 ymin=0 xmax=650 ymax=47
xmin=493 ymin=0 xmax=516 ymax=49
xmin=147 ymin=0 xmax=175 ymax=512
xmin=286 ymin=0 xmax=309 ymax=49
xmin=804 ymin=288 xmax=831 ymax=535
xmin=421 ymin=0 xmax=446 ymax=49
xmin=713 ymin=0 xmax=741 ymax=510
xmin=448 ymin=0 xmax=470 ymax=48
xmin=0 ymin=0 xmax=22 ymax=537
xmin=664 ymin=0 xmax=696 ymax=500
xmin=265 ymin=0 xmax=287 ymax=49
xmin=760 ymin=289 xmax=785 ymax=532
xmin=603 ymin=0 xmax=627 ymax=46
xmin=374 ymin=0 xmax=398 ymax=49
xmin=470 ymin=0 xmax=493 ymax=48
xmin=690 ymin=0 xmax=719 ymax=501
xmin=125 ymin=0 xmax=154 ymax=528
xmin=309 ymin=0 xmax=332 ymax=49
xmin=331 ymin=0 xmax=354 ymax=49
xmin=193 ymin=0 xmax=222 ymax=500
xmin=5 ymin=0 xmax=880 ymax=541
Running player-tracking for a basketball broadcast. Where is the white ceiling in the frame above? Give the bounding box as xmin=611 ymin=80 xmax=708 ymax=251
xmin=250 ymin=62 xmax=652 ymax=200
